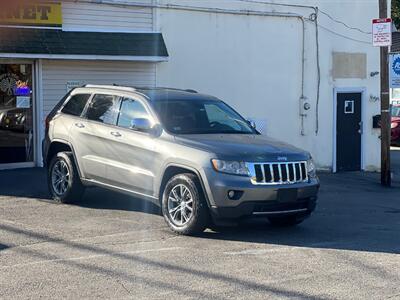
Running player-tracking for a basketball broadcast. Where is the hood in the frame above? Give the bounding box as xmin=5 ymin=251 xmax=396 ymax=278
xmin=175 ymin=134 xmax=310 ymax=162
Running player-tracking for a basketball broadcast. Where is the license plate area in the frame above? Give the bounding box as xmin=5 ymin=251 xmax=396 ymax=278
xmin=277 ymin=188 xmax=298 ymax=203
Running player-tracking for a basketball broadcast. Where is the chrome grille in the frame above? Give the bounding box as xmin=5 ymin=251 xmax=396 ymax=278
xmin=248 ymin=161 xmax=308 ymax=185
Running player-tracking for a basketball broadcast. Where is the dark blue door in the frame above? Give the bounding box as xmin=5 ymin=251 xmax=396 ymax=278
xmin=336 ymin=92 xmax=362 ymax=171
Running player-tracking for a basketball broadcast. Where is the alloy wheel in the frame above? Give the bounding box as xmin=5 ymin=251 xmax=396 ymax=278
xmin=51 ymin=160 xmax=70 ymax=196
xmin=167 ymin=184 xmax=194 ymax=226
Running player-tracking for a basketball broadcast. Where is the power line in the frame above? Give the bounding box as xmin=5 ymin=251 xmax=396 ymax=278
xmin=235 ymin=0 xmax=371 ymax=36
xmin=315 ymin=23 xmax=371 ymax=45
xmin=318 ymin=9 xmax=372 ymax=35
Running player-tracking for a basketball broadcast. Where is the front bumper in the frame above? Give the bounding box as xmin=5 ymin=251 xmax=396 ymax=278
xmin=209 ymin=197 xmax=317 ymax=220
xmin=201 ymin=167 xmax=319 ymax=220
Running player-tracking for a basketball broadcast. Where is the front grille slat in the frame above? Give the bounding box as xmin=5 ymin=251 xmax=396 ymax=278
xmin=260 ymin=163 xmax=266 ymax=182
xmin=288 ymin=163 xmax=294 ymax=181
xmin=300 ymin=162 xmax=307 ymax=180
xmin=269 ymin=164 xmax=274 ymax=182
xmin=263 ymin=164 xmax=272 ymax=182
xmin=254 ymin=164 xmax=263 ymax=182
xmin=251 ymin=161 xmax=308 ymax=185
xmin=282 ymin=164 xmax=288 ymax=182
xmin=295 ymin=163 xmax=301 ymax=181
xmin=272 ymin=164 xmax=280 ymax=183
xmin=278 ymin=164 xmax=283 ymax=182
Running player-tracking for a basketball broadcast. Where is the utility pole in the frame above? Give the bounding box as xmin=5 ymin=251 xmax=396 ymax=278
xmin=379 ymin=0 xmax=391 ymax=186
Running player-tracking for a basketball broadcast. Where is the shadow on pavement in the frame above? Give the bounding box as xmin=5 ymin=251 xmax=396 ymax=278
xmin=0 ymin=168 xmax=399 ymax=254
xmin=202 ymin=172 xmax=400 ymax=254
xmin=0 ymin=168 xmax=50 ymax=199
xmin=0 ymin=243 xmax=9 ymax=251
xmin=0 ymin=167 xmax=160 ymax=215
xmin=0 ymin=222 xmax=320 ymax=300
xmin=79 ymin=188 xmax=161 ymax=216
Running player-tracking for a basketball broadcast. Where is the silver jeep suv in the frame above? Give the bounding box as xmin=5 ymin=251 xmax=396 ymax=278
xmin=44 ymin=85 xmax=319 ymax=234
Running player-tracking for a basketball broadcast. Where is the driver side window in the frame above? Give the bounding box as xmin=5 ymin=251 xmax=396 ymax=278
xmin=117 ymin=98 xmax=149 ymax=129
xmin=205 ymin=104 xmax=241 ymax=131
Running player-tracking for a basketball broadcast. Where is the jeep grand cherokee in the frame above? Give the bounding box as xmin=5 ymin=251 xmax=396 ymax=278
xmin=43 ymin=85 xmax=319 ymax=235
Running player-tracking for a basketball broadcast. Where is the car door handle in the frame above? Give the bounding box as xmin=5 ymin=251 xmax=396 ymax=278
xmin=110 ymin=131 xmax=122 ymax=137
xmin=75 ymin=123 xmax=85 ymax=128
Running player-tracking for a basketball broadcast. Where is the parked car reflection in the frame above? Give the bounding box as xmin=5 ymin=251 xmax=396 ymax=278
xmin=392 ymin=105 xmax=400 ymax=146
xmin=0 ymin=107 xmax=31 ymax=132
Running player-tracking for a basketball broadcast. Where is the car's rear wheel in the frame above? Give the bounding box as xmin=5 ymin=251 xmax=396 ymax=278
xmin=161 ymin=173 xmax=210 ymax=235
xmin=268 ymin=213 xmax=310 ymax=227
xmin=48 ymin=152 xmax=84 ymax=204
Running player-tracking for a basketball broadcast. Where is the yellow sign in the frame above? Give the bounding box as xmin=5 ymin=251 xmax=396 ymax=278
xmin=0 ymin=2 xmax=62 ymax=27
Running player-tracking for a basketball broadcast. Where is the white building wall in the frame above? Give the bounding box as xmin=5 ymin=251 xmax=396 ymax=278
xmin=155 ymin=0 xmax=383 ymax=171
xmin=62 ymin=1 xmax=154 ymax=32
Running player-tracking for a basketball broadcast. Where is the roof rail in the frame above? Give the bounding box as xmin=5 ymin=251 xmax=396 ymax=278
xmin=84 ymin=84 xmax=136 ymax=92
xmin=132 ymin=86 xmax=198 ymax=93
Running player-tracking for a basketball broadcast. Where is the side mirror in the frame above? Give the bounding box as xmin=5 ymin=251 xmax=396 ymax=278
xmin=247 ymin=119 xmax=256 ymax=129
xmin=130 ymin=118 xmax=152 ymax=132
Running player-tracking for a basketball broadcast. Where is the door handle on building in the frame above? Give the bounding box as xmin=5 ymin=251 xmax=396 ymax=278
xmin=358 ymin=121 xmax=363 ymax=134
xmin=75 ymin=123 xmax=85 ymax=128
xmin=110 ymin=131 xmax=122 ymax=137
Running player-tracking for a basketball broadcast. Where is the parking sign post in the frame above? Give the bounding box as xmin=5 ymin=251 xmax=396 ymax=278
xmin=376 ymin=0 xmax=391 ymax=186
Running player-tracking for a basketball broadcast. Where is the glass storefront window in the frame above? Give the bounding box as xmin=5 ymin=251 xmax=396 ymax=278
xmin=0 ymin=63 xmax=34 ymax=164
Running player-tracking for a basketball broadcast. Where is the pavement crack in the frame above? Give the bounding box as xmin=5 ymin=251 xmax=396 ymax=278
xmin=116 ymin=280 xmax=132 ymax=296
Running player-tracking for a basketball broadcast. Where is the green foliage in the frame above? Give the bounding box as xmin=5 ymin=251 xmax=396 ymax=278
xmin=393 ymin=0 xmax=400 ymax=28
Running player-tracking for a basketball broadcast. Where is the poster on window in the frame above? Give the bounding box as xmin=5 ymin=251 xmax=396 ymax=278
xmin=16 ymin=96 xmax=30 ymax=108
xmin=390 ymin=54 xmax=400 ymax=88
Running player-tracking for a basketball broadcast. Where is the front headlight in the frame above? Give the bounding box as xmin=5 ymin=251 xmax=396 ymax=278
xmin=391 ymin=122 xmax=399 ymax=129
xmin=211 ymin=159 xmax=250 ymax=176
xmin=307 ymin=159 xmax=317 ymax=178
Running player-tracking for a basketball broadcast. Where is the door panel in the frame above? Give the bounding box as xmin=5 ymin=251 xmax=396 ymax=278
xmin=336 ymin=92 xmax=362 ymax=171
xmin=106 ymin=97 xmax=158 ymax=195
xmin=106 ymin=129 xmax=157 ymax=194
xmin=71 ymin=93 xmax=120 ymax=181
xmin=71 ymin=120 xmax=108 ymax=181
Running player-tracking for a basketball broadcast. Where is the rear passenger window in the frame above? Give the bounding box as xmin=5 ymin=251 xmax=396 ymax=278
xmin=61 ymin=94 xmax=91 ymax=116
xmin=85 ymin=94 xmax=119 ymax=125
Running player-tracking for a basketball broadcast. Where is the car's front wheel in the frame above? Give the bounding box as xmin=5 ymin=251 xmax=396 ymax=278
xmin=161 ymin=173 xmax=210 ymax=235
xmin=48 ymin=152 xmax=84 ymax=204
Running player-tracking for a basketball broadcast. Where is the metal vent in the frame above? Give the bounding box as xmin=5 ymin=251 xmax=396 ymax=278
xmin=248 ymin=161 xmax=308 ymax=185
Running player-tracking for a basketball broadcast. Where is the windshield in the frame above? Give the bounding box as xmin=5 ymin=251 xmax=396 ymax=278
xmin=152 ymin=99 xmax=257 ymax=134
xmin=392 ymin=106 xmax=400 ymax=117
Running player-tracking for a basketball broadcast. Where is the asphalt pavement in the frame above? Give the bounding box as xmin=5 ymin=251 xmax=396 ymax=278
xmin=0 ymin=168 xmax=399 ymax=299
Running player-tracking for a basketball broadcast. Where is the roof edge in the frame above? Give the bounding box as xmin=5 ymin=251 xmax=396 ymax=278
xmin=0 ymin=53 xmax=169 ymax=62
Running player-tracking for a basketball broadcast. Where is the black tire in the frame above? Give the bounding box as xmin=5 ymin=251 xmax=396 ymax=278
xmin=48 ymin=152 xmax=84 ymax=204
xmin=161 ymin=173 xmax=210 ymax=235
xmin=268 ymin=213 xmax=310 ymax=227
